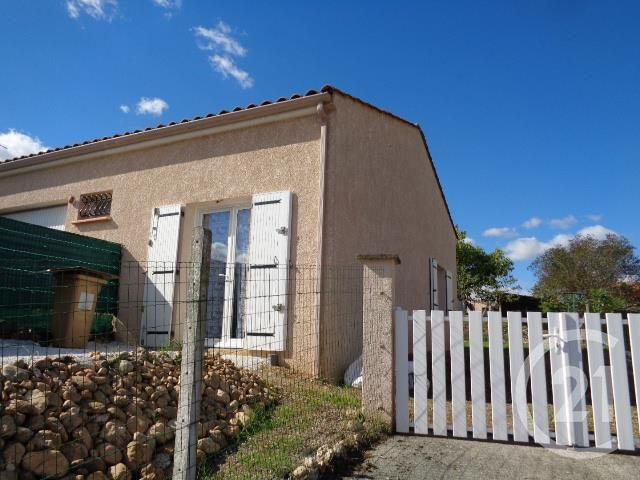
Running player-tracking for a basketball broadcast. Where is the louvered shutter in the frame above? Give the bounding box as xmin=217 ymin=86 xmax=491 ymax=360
xmin=431 ymin=258 xmax=439 ymax=310
xmin=245 ymin=191 xmax=292 ymax=351
xmin=140 ymin=204 xmax=182 ymax=347
xmin=446 ymin=270 xmax=454 ymax=311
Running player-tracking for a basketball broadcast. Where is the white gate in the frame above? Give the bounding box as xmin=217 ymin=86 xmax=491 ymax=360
xmin=394 ymin=309 xmax=640 ymax=452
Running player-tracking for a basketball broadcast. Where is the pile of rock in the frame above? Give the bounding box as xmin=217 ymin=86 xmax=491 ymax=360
xmin=290 ymin=416 xmax=386 ymax=480
xmin=0 ymin=349 xmax=277 ymax=480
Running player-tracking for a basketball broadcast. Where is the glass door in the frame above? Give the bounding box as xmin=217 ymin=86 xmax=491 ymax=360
xmin=203 ymin=206 xmax=251 ymax=347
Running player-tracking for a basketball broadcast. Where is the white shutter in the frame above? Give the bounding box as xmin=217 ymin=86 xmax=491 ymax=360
xmin=431 ymin=258 xmax=439 ymax=310
xmin=446 ymin=270 xmax=454 ymax=311
xmin=141 ymin=204 xmax=182 ymax=347
xmin=245 ymin=191 xmax=292 ymax=351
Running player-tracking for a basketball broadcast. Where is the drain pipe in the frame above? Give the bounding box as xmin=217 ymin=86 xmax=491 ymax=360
xmin=314 ymin=101 xmax=330 ymax=378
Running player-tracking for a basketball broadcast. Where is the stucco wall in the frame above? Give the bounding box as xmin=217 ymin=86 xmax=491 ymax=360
xmin=320 ymin=93 xmax=457 ymax=380
xmin=0 ymin=115 xmax=324 ymax=369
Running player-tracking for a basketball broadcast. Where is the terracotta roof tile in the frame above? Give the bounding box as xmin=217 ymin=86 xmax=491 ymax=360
xmin=1 ymin=87 xmax=334 ymax=165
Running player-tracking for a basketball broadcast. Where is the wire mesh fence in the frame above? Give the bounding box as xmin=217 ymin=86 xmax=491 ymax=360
xmin=0 ymin=249 xmax=388 ymax=478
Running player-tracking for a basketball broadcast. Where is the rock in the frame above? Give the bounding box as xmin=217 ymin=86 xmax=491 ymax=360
xmin=87 ymin=401 xmax=106 ymax=414
xmin=147 ymin=422 xmax=173 ymax=444
xmin=22 ymin=450 xmax=69 ymax=478
xmin=71 ymin=376 xmax=96 ymax=392
xmin=7 ymin=399 xmax=36 ymax=415
xmin=333 ymin=440 xmax=348 ymax=460
xmin=2 ymin=365 xmax=30 ymax=382
xmin=25 ymin=390 xmax=48 ymax=414
xmin=71 ymin=427 xmax=93 ymax=450
xmin=125 ymin=436 xmax=155 ymax=470
xmin=27 ymin=430 xmax=63 ymax=451
xmin=3 ymin=442 xmax=26 ymax=467
xmin=26 ymin=415 xmax=45 ymax=431
xmin=291 ymin=464 xmax=319 ymax=480
xmin=102 ymin=421 xmax=130 ymax=449
xmin=108 ymin=463 xmax=131 ymax=480
xmin=234 ymin=411 xmax=250 ymax=427
xmin=197 ymin=437 xmax=221 ymax=455
xmin=139 ymin=464 xmax=164 ymax=480
xmin=60 ymin=408 xmax=83 ymax=432
xmin=45 ymin=418 xmax=69 ymax=443
xmin=86 ymin=473 xmax=107 ymax=480
xmin=151 ymin=453 xmax=171 ymax=470
xmin=315 ymin=445 xmax=334 ymax=467
xmin=214 ymin=389 xmax=230 ymax=404
xmin=126 ymin=415 xmax=150 ymax=436
xmin=15 ymin=426 xmax=34 ymax=443
xmin=95 ymin=443 xmax=122 ymax=466
xmin=0 ymin=415 xmax=16 ymax=439
xmin=60 ymin=442 xmax=88 ymax=464
xmin=117 ymin=361 xmax=134 ymax=375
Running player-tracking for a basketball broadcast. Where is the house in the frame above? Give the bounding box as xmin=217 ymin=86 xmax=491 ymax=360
xmin=0 ymin=86 xmax=456 ymax=381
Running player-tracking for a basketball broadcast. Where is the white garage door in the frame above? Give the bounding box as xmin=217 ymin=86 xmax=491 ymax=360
xmin=3 ymin=205 xmax=68 ymax=231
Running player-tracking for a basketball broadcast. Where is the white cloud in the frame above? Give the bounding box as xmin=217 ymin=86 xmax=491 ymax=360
xmin=119 ymin=105 xmax=130 ymax=114
xmin=152 ymin=0 xmax=182 ymax=8
xmin=577 ymin=225 xmax=617 ymax=240
xmin=0 ymin=129 xmax=48 ymax=162
xmin=209 ymin=54 xmax=254 ymax=89
xmin=549 ymin=215 xmax=578 ymax=229
xmin=587 ymin=214 xmax=603 ymax=222
xmin=194 ymin=22 xmax=247 ymax=56
xmin=504 ymin=225 xmax=618 ymax=262
xmin=136 ymin=97 xmax=169 ymax=116
xmin=152 ymin=0 xmax=181 ymax=17
xmin=462 ymin=237 xmax=475 ymax=245
xmin=193 ymin=21 xmax=254 ymax=88
xmin=66 ymin=0 xmax=118 ymax=20
xmin=504 ymin=234 xmax=572 ymax=262
xmin=482 ymin=227 xmax=518 ymax=238
xmin=522 ymin=217 xmax=542 ymax=229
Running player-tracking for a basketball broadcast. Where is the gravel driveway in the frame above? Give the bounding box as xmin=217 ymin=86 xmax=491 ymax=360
xmin=340 ymin=435 xmax=640 ymax=479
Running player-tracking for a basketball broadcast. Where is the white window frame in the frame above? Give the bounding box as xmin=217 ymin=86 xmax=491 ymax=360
xmin=195 ymin=200 xmax=251 ymax=349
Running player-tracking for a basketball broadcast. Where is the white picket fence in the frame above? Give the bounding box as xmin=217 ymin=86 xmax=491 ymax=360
xmin=394 ymin=309 xmax=640 ymax=451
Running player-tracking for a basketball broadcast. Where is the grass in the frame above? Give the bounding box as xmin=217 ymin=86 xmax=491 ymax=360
xmin=198 ymin=367 xmax=386 ymax=480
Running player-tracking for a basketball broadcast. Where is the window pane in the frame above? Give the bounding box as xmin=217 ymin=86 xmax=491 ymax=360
xmin=231 ymin=208 xmax=251 ymax=339
xmin=204 ymin=211 xmax=230 ymax=339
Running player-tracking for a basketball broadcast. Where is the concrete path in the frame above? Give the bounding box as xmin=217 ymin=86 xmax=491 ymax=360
xmin=340 ymin=436 xmax=640 ymax=479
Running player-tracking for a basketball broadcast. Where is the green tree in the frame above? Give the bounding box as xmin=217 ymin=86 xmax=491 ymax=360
xmin=456 ymin=228 xmax=518 ymax=310
xmin=531 ymin=234 xmax=640 ymax=313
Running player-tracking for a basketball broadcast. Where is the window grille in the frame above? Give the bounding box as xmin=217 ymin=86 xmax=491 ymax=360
xmin=78 ymin=191 xmax=112 ymax=219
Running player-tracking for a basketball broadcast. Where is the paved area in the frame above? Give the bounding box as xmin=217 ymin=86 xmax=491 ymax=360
xmin=340 ymin=435 xmax=640 ymax=479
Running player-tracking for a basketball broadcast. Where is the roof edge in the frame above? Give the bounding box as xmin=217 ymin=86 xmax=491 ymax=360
xmin=0 ymin=91 xmax=331 ymax=175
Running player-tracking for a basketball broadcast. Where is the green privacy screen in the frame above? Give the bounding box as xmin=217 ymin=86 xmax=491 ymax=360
xmin=0 ymin=216 xmax=122 ymax=339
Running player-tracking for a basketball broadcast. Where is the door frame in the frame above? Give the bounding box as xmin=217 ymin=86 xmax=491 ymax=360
xmin=195 ymin=199 xmax=251 ymax=349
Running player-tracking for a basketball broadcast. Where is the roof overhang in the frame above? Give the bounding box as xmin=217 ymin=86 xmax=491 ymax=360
xmin=0 ymin=91 xmax=332 ymax=178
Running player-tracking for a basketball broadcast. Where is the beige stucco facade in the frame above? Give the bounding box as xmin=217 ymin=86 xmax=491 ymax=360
xmin=0 ymin=88 xmax=456 ymax=380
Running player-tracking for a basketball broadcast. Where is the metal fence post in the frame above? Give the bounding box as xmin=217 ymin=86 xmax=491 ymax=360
xmin=173 ymin=227 xmax=211 ymax=480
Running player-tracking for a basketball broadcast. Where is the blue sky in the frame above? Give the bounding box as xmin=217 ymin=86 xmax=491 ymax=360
xmin=1 ymin=1 xmax=638 ymax=292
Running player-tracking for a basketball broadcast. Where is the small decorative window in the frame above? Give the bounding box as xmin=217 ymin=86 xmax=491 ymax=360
xmin=78 ymin=191 xmax=112 ymax=219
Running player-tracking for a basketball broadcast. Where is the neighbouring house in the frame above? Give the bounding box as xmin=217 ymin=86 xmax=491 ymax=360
xmin=0 ymin=86 xmax=456 ymax=381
